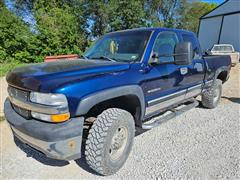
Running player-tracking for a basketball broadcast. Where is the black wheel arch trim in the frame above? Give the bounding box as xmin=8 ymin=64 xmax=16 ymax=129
xmin=76 ymin=85 xmax=145 ymax=123
xmin=214 ymin=66 xmax=230 ymax=82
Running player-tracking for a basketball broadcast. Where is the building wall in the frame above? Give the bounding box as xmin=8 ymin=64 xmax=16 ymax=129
xmin=198 ymin=13 xmax=240 ymax=52
xmin=198 ymin=0 xmax=240 ymax=52
xmin=198 ymin=17 xmax=222 ymax=51
xmin=220 ymin=13 xmax=240 ymax=51
xmin=204 ymin=0 xmax=240 ymax=18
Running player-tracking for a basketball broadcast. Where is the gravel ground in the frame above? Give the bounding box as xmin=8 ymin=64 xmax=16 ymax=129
xmin=0 ymin=65 xmax=239 ymax=179
xmin=0 ymin=76 xmax=7 ymax=117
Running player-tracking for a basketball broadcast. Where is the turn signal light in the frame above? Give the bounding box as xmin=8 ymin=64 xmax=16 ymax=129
xmin=51 ymin=113 xmax=70 ymax=122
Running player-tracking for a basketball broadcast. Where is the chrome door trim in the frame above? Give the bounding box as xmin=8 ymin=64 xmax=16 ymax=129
xmin=148 ymin=89 xmax=186 ymax=105
xmin=146 ymin=92 xmax=185 ymax=115
xmin=145 ymin=83 xmax=204 ymax=116
xmin=146 ymin=89 xmax=187 ymax=115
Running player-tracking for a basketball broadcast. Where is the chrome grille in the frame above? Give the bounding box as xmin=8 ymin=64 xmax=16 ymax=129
xmin=12 ymin=104 xmax=31 ymax=119
xmin=8 ymin=86 xmax=31 ymax=119
xmin=8 ymin=86 xmax=29 ymax=101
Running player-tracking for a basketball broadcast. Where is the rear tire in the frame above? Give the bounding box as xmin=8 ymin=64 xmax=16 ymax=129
xmin=201 ymin=79 xmax=222 ymax=109
xmin=85 ymin=108 xmax=135 ymax=176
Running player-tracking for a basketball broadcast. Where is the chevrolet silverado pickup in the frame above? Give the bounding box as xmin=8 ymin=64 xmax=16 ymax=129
xmin=4 ymin=27 xmax=231 ymax=176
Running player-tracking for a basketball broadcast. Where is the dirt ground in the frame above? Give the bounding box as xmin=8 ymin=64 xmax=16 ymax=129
xmin=0 ymin=64 xmax=239 ymax=179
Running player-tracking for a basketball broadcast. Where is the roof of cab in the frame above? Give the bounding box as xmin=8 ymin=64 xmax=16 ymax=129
xmin=108 ymin=27 xmax=195 ymax=35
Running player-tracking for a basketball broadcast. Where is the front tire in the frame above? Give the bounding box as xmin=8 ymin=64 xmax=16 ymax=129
xmin=85 ymin=108 xmax=135 ymax=176
xmin=201 ymin=79 xmax=222 ymax=108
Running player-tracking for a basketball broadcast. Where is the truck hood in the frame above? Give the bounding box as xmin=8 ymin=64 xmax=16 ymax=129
xmin=6 ymin=59 xmax=130 ymax=92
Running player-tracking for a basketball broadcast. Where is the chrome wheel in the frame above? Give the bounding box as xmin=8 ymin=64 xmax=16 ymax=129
xmin=109 ymin=126 xmax=128 ymax=161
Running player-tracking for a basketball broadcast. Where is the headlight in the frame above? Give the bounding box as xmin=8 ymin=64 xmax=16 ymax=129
xmin=30 ymin=92 xmax=69 ymax=122
xmin=30 ymin=92 xmax=68 ymax=107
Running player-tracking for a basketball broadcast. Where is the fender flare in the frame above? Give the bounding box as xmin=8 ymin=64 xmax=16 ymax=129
xmin=214 ymin=66 xmax=229 ymax=82
xmin=76 ymin=85 xmax=145 ymax=121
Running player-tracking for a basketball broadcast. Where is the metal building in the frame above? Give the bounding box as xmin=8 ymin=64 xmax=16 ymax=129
xmin=198 ymin=0 xmax=240 ymax=51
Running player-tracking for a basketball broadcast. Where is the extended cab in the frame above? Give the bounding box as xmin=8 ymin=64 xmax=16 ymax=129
xmin=4 ymin=28 xmax=231 ymax=176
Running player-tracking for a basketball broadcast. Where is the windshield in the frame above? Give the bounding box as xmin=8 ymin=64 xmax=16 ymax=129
xmin=212 ymin=45 xmax=233 ymax=52
xmin=83 ymin=31 xmax=152 ymax=62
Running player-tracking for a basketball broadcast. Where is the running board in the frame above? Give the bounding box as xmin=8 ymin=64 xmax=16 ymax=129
xmin=142 ymin=99 xmax=199 ymax=130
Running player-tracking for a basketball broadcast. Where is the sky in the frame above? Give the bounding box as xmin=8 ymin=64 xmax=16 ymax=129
xmin=200 ymin=0 xmax=225 ymax=4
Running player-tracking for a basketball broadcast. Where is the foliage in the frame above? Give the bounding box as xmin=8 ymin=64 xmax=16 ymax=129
xmin=0 ymin=0 xmax=218 ymax=64
xmin=178 ymin=1 xmax=217 ymax=32
xmin=85 ymin=0 xmax=146 ymax=37
xmin=33 ymin=2 xmax=86 ymax=56
xmin=0 ymin=4 xmax=38 ymax=63
xmin=145 ymin=0 xmax=185 ymax=28
xmin=108 ymin=0 xmax=146 ymax=31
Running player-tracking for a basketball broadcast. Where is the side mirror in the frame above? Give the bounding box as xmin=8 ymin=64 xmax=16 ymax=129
xmin=174 ymin=42 xmax=193 ymax=65
xmin=149 ymin=53 xmax=160 ymax=64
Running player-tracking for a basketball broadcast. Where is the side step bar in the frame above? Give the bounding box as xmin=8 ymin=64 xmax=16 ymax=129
xmin=142 ymin=99 xmax=199 ymax=130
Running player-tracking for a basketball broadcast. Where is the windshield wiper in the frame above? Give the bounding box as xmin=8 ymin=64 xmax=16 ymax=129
xmin=92 ymin=56 xmax=117 ymax=62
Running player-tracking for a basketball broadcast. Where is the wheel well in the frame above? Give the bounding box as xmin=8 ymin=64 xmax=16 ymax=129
xmin=217 ymin=71 xmax=228 ymax=83
xmin=85 ymin=95 xmax=142 ymax=127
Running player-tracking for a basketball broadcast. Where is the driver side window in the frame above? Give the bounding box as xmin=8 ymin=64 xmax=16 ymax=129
xmin=152 ymin=32 xmax=179 ymax=63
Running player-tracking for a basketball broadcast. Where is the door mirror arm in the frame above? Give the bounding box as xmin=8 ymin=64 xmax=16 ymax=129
xmin=149 ymin=53 xmax=160 ymax=64
xmin=150 ymin=42 xmax=193 ymax=66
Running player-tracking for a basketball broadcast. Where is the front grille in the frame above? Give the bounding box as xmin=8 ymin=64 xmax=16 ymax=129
xmin=8 ymin=86 xmax=29 ymax=101
xmin=12 ymin=104 xmax=31 ymax=119
xmin=8 ymin=86 xmax=31 ymax=119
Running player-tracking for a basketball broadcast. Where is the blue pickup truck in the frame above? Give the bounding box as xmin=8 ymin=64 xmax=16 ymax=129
xmin=4 ymin=27 xmax=231 ymax=175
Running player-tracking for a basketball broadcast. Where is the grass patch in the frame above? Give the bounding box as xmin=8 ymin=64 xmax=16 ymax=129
xmin=0 ymin=62 xmax=26 ymax=77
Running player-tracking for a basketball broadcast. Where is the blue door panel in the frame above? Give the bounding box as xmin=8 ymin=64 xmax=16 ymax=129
xmin=142 ymin=63 xmax=184 ymax=103
xmin=178 ymin=59 xmax=205 ymax=90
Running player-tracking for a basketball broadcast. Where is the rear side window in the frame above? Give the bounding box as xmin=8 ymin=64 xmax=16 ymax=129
xmin=182 ymin=34 xmax=201 ymax=58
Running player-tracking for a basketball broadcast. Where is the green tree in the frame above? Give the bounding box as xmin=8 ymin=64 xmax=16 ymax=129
xmin=14 ymin=0 xmax=89 ymax=56
xmin=145 ymin=0 xmax=185 ymax=28
xmin=0 ymin=0 xmax=219 ymax=65
xmin=178 ymin=1 xmax=217 ymax=33
xmin=85 ymin=1 xmax=111 ymax=37
xmin=86 ymin=0 xmax=147 ymax=37
xmin=33 ymin=4 xmax=84 ymax=56
xmin=109 ymin=0 xmax=147 ymax=31
xmin=0 ymin=2 xmax=38 ymax=63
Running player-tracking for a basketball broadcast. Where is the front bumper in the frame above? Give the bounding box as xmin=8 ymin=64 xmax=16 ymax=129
xmin=4 ymin=99 xmax=84 ymax=161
